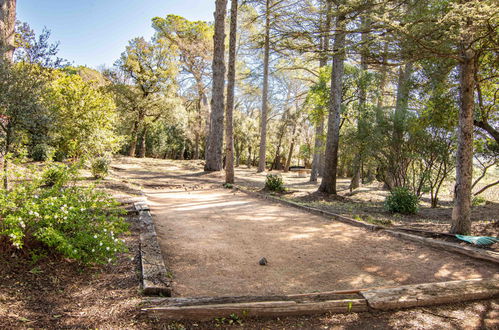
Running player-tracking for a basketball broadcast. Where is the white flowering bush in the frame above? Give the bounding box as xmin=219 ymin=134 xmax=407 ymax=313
xmin=0 ymin=165 xmax=128 ymax=265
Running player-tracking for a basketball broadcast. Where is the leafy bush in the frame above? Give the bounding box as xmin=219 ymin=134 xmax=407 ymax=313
xmin=472 ymin=196 xmax=486 ymax=207
xmin=384 ymin=187 xmax=419 ymax=214
xmin=91 ymin=157 xmax=110 ymax=179
xmin=31 ymin=144 xmax=55 ymax=161
xmin=0 ymin=166 xmax=128 ymax=265
xmin=42 ymin=163 xmax=72 ymax=187
xmin=265 ymin=174 xmax=285 ymax=192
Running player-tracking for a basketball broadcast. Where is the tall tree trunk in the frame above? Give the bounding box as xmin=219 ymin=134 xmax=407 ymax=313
xmin=247 ymin=146 xmax=252 ymax=168
xmin=138 ymin=126 xmax=148 ymax=158
xmin=179 ymin=138 xmax=185 ymax=160
xmin=225 ymin=0 xmax=238 ymax=184
xmin=0 ymin=0 xmax=16 ymax=62
xmin=349 ymin=17 xmax=370 ymax=192
xmin=376 ymin=42 xmax=389 ymax=123
xmin=2 ymin=124 xmax=11 ymax=189
xmin=451 ymin=43 xmax=475 ymax=235
xmin=205 ymin=0 xmax=227 ymax=171
xmin=310 ymin=0 xmax=332 ymax=183
xmin=318 ymin=15 xmax=346 ymax=195
xmin=284 ymin=123 xmax=298 ymax=172
xmin=257 ymin=0 xmax=271 ymax=173
xmin=128 ymin=121 xmax=139 ymax=157
xmin=386 ymin=62 xmax=413 ymax=189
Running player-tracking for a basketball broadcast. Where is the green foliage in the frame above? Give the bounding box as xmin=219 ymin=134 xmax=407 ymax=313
xmin=41 ymin=163 xmax=74 ymax=187
xmin=472 ymin=196 xmax=486 ymax=207
xmin=31 ymin=143 xmax=55 ymax=161
xmin=44 ymin=74 xmax=120 ymax=159
xmin=0 ymin=166 xmax=127 ymax=265
xmin=214 ymin=313 xmax=243 ymax=327
xmin=384 ymin=187 xmax=419 ymax=214
xmin=265 ymin=174 xmax=284 ymax=192
xmin=91 ymin=157 xmax=110 ymax=179
xmin=223 ymin=183 xmax=234 ymax=189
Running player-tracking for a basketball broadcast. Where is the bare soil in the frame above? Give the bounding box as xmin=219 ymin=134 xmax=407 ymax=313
xmin=1 ymin=156 xmax=498 ymax=329
xmin=106 ymin=157 xmax=498 ymax=298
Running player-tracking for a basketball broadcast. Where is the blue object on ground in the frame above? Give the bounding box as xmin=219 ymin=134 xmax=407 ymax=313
xmin=455 ymin=235 xmax=499 ymax=246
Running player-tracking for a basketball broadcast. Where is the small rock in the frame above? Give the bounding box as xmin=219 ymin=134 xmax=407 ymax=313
xmin=259 ymin=257 xmax=268 ymax=266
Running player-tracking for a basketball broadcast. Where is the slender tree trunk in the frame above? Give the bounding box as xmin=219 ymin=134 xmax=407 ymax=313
xmin=138 ymin=126 xmax=148 ymax=158
xmin=225 ymin=0 xmax=238 ymax=184
xmin=284 ymin=123 xmax=298 ymax=172
xmin=257 ymin=0 xmax=271 ymax=173
xmin=451 ymin=45 xmax=475 ymax=235
xmin=247 ymin=146 xmax=252 ymax=168
xmin=128 ymin=121 xmax=139 ymax=157
xmin=349 ymin=17 xmax=370 ymax=191
xmin=205 ymin=0 xmax=227 ymax=171
xmin=376 ymin=42 xmax=389 ymax=123
xmin=179 ymin=138 xmax=185 ymax=160
xmin=0 ymin=0 xmax=16 ymax=62
xmin=318 ymin=15 xmax=346 ymax=195
xmin=2 ymin=124 xmax=11 ymax=189
xmin=386 ymin=62 xmax=413 ymax=189
xmin=310 ymin=0 xmax=332 ymax=183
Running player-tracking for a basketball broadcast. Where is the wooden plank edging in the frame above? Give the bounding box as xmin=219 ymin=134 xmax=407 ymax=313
xmin=135 ymin=202 xmax=172 ymax=296
xmin=361 ymin=278 xmax=499 ymax=310
xmin=141 ymin=278 xmax=499 ymax=320
xmin=143 ymin=299 xmax=368 ymax=320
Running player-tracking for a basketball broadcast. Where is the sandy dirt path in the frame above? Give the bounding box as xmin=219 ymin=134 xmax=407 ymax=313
xmin=146 ymin=188 xmax=498 ymax=297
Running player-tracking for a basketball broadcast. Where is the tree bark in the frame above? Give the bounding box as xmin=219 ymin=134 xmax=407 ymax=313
xmin=450 ymin=45 xmax=475 ymax=235
xmin=128 ymin=121 xmax=139 ymax=157
xmin=205 ymin=0 xmax=227 ymax=171
xmin=284 ymin=121 xmax=298 ymax=172
xmin=0 ymin=0 xmax=16 ymax=62
xmin=310 ymin=0 xmax=332 ymax=183
xmin=257 ymin=0 xmax=271 ymax=173
xmin=385 ymin=62 xmax=413 ymax=189
xmin=225 ymin=0 xmax=238 ymax=184
xmin=349 ymin=16 xmax=369 ymax=191
xmin=2 ymin=123 xmax=11 ymax=189
xmin=318 ymin=15 xmax=346 ymax=195
xmin=138 ymin=126 xmax=148 ymax=158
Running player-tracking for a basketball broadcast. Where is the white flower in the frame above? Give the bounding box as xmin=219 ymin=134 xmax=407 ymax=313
xmin=29 ymin=210 xmax=33 ymax=215
xmin=93 ymin=235 xmax=97 ymax=239
xmin=103 ymin=229 xmax=107 ymax=232
xmin=99 ymin=242 xmax=103 ymax=246
xmin=106 ymin=247 xmax=110 ymax=251
xmin=81 ymin=208 xmax=85 ymax=212
xmin=19 ymin=221 xmax=26 ymax=229
xmin=108 ymin=258 xmax=112 ymax=263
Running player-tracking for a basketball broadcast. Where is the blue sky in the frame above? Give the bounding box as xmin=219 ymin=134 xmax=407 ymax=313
xmin=17 ymin=1 xmax=215 ymax=69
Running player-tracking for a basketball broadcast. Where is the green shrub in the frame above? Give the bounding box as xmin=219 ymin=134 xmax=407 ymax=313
xmin=472 ymin=195 xmax=486 ymax=207
xmin=265 ymin=174 xmax=285 ymax=192
xmin=42 ymin=163 xmax=72 ymax=187
xmin=0 ymin=166 xmax=128 ymax=265
xmin=91 ymin=157 xmax=110 ymax=179
xmin=31 ymin=144 xmax=55 ymax=161
xmin=384 ymin=187 xmax=419 ymax=214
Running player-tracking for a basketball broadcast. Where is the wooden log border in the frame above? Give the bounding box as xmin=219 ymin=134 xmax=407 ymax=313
xmin=235 ymin=188 xmax=499 ymax=265
xmin=141 ymin=278 xmax=499 ymax=320
xmin=135 ymin=201 xmax=172 ymax=296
